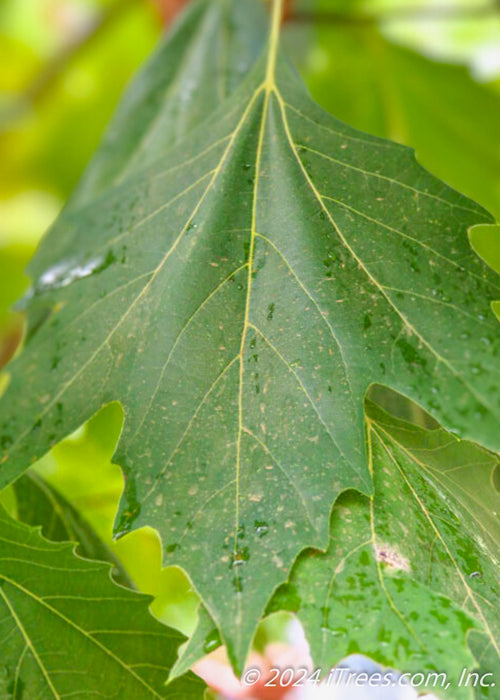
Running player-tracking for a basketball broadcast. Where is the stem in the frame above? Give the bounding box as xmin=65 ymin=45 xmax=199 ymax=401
xmin=266 ymin=0 xmax=284 ymax=88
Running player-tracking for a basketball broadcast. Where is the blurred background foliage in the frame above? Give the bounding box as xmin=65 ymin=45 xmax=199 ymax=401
xmin=0 ymin=0 xmax=499 ymax=646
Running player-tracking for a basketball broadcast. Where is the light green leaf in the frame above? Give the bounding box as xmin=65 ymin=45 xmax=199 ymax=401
xmin=0 ymin=506 xmax=205 ymax=698
xmin=1 ymin=0 xmax=499 ymax=672
xmin=470 ymin=224 xmax=500 ymax=276
xmin=285 ymin=399 xmax=500 ymax=697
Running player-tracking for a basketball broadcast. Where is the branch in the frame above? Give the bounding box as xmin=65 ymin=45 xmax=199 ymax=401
xmin=0 ymin=326 xmax=23 ymax=372
xmin=152 ymin=0 xmax=191 ymax=25
xmin=290 ymin=2 xmax=500 ymax=25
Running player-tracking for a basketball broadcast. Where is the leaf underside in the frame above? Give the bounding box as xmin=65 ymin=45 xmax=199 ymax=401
xmin=1 ymin=0 xmax=499 ymax=671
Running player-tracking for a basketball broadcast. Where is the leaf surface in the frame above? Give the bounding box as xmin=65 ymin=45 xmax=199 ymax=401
xmin=1 ymin=0 xmax=499 ymax=671
xmin=286 ymin=400 xmax=500 ymax=696
xmin=72 ymin=0 xmax=267 ymax=208
xmin=0 ymin=506 xmax=205 ymax=698
xmin=169 ymin=604 xmax=219 ymax=682
xmin=13 ymin=471 xmax=133 ymax=588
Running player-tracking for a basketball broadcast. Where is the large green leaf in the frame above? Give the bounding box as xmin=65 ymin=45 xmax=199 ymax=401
xmin=285 ymin=400 xmax=500 ymax=696
xmin=0 ymin=506 xmax=205 ymax=698
xmin=1 ymin=0 xmax=499 ymax=671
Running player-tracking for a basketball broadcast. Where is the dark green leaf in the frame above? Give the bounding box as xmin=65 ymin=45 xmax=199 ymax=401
xmin=1 ymin=0 xmax=499 ymax=672
xmin=13 ymin=471 xmax=133 ymax=588
xmin=0 ymin=506 xmax=205 ymax=698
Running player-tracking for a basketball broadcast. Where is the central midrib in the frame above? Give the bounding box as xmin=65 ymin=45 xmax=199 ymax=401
xmin=231 ymin=0 xmax=284 ymax=646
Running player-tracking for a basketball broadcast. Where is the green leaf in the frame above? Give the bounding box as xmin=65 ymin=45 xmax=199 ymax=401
xmin=468 ymin=631 xmax=500 ymax=700
xmin=13 ymin=471 xmax=133 ymax=588
xmin=0 ymin=506 xmax=205 ymax=698
xmin=291 ymin=496 xmax=480 ymax=699
xmin=169 ymin=605 xmax=219 ymax=682
xmin=23 ymin=402 xmax=202 ymax=639
xmin=72 ymin=0 xmax=267 ymax=208
xmin=286 ymin=400 xmax=500 ymax=696
xmin=299 ymin=24 xmax=500 ymax=220
xmin=470 ymin=224 xmax=500 ymax=276
xmin=1 ymin=0 xmax=499 ymax=671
